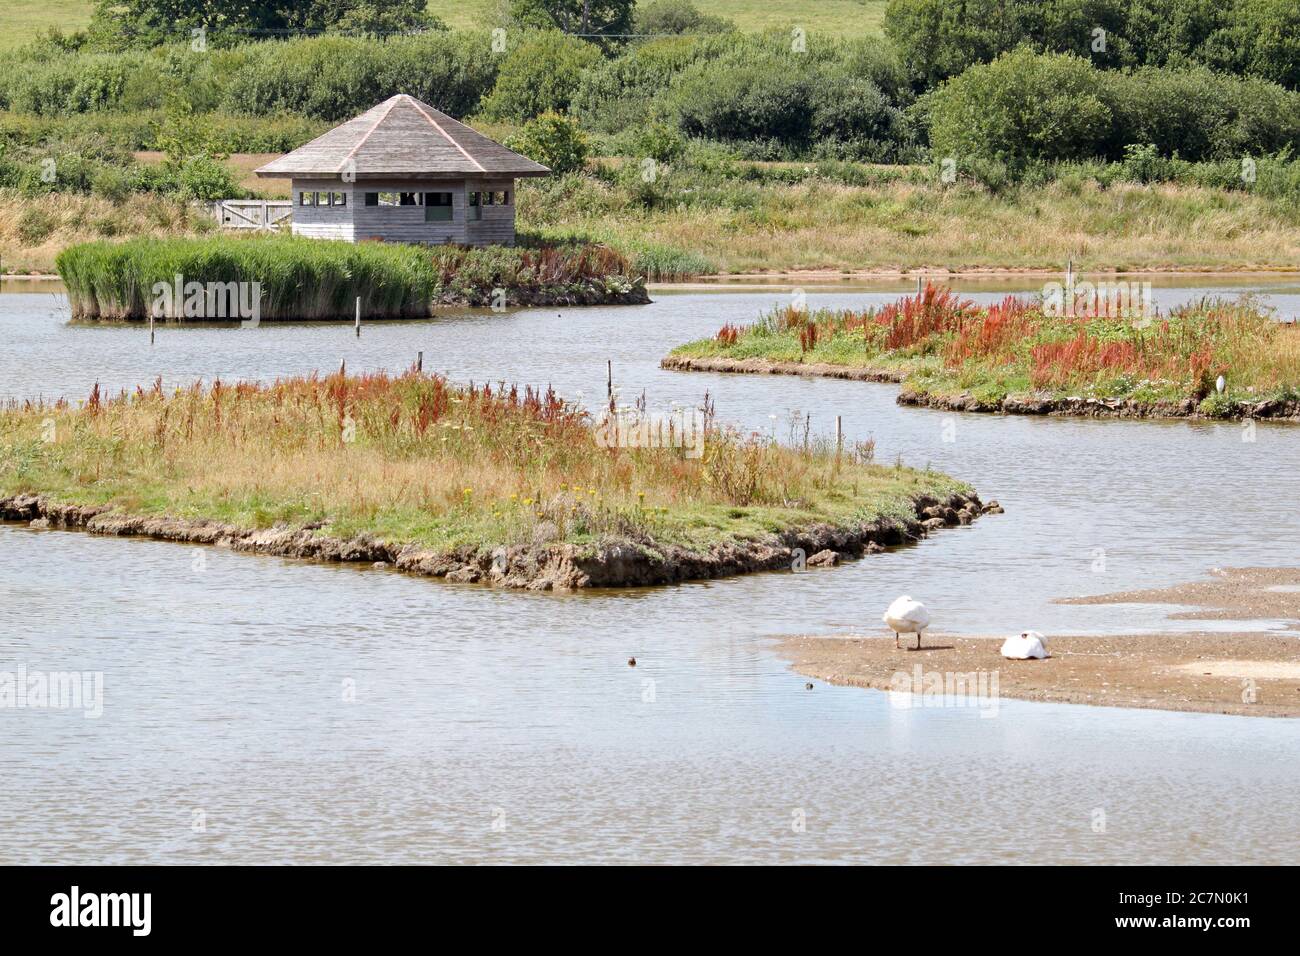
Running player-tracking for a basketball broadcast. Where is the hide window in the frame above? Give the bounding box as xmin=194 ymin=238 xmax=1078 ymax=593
xmin=300 ymin=192 xmax=315 ymax=206
xmin=364 ymin=192 xmax=401 ymax=207
xmin=424 ymin=192 xmax=453 ymax=222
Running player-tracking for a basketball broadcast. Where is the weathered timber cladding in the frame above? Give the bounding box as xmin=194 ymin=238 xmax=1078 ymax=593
xmin=291 ymin=179 xmax=356 ymax=241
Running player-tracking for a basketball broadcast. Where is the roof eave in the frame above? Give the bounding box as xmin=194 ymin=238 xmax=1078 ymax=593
xmin=254 ymin=168 xmax=552 ymax=179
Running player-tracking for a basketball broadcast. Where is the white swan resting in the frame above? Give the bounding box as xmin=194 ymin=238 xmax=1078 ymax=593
xmin=1000 ymin=631 xmax=1049 ymax=659
xmin=883 ymin=596 xmax=930 ymax=649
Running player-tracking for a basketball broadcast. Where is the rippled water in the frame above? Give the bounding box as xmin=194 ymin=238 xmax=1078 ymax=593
xmin=1 ymin=278 xmax=1297 ymax=864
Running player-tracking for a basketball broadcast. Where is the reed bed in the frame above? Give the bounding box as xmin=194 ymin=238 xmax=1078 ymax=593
xmin=54 ymin=235 xmax=646 ymax=320
xmin=673 ymin=286 xmax=1300 ymax=413
xmin=0 ymin=370 xmax=967 ymax=553
xmin=57 ymin=236 xmax=437 ymax=320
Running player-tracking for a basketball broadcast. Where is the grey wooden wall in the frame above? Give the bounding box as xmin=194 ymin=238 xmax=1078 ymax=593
xmin=289 ymin=179 xmax=357 ymax=241
xmin=289 ymin=177 xmax=519 ymax=246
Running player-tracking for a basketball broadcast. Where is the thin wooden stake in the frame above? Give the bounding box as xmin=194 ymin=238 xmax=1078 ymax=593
xmin=916 ymin=275 xmax=922 ymax=295
xmin=1066 ymin=258 xmax=1073 ymax=289
xmin=355 ymin=297 xmax=361 ymax=338
xmin=149 ymin=311 xmax=155 ymax=346
xmin=416 ymin=350 xmax=423 ymax=372
xmin=836 ymin=415 xmax=843 ymax=453
xmin=339 ymin=358 xmax=346 ymax=377
xmin=607 ymin=359 xmax=614 ymax=412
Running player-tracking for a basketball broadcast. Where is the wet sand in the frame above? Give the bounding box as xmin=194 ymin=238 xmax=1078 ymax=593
xmin=1056 ymin=566 xmax=1300 ymax=621
xmin=780 ymin=567 xmax=1300 ymax=718
xmin=780 ymin=632 xmax=1300 ymax=717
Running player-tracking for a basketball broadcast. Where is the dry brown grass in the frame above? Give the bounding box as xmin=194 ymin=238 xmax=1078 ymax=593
xmin=529 ymin=176 xmax=1300 ymax=275
xmin=0 ymin=190 xmax=208 ymax=275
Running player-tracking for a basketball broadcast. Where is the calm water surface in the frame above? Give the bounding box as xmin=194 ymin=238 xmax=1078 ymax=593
xmin=1 ymin=279 xmax=1297 ymax=864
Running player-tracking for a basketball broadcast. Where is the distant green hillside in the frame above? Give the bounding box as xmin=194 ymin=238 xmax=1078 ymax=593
xmin=0 ymin=1 xmax=887 ymax=52
xmin=426 ymin=1 xmax=888 ymax=35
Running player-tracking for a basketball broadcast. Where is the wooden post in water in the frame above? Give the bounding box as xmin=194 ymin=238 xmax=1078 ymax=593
xmin=1066 ymin=258 xmax=1073 ymax=289
xmin=607 ymin=359 xmax=614 ymax=413
xmin=355 ymin=297 xmax=361 ymax=338
xmin=836 ymin=415 xmax=843 ymax=455
xmin=417 ymin=350 xmax=423 ymax=373
xmin=149 ymin=311 xmax=155 ymax=346
xmin=339 ymin=358 xmax=346 ymax=377
xmin=916 ymin=275 xmax=922 ymax=295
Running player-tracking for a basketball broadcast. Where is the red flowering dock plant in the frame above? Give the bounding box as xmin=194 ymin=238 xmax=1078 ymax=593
xmin=667 ymin=285 xmax=1300 ymax=419
xmin=0 ymin=369 xmax=977 ymax=586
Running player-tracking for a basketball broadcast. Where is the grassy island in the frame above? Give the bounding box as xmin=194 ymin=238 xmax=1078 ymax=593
xmin=0 ymin=371 xmax=986 ymax=588
xmin=665 ymin=287 xmax=1300 ymax=421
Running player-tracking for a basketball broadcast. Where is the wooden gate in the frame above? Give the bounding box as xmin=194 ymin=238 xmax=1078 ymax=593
xmin=209 ymin=200 xmax=293 ymax=231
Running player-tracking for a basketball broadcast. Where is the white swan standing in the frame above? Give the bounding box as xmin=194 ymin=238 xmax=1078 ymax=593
xmin=883 ymin=596 xmax=930 ymax=649
xmin=1000 ymin=631 xmax=1049 ymax=659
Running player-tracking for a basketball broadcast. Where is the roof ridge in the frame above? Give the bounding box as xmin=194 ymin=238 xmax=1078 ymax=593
xmin=337 ymin=96 xmax=402 ymax=173
xmin=401 ymin=94 xmax=486 ymax=173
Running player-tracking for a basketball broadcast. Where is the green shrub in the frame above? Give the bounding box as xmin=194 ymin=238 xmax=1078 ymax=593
xmin=926 ymin=48 xmax=1300 ymax=172
xmin=507 ymin=113 xmax=590 ymax=175
xmin=91 ymin=166 xmax=133 ymax=203
xmin=176 ymin=155 xmax=240 ymax=202
xmin=631 ymin=121 xmax=687 ymax=164
xmin=884 ymin=0 xmax=1300 ymax=88
xmin=884 ymin=0 xmax=1123 ymax=86
xmin=572 ymin=36 xmax=707 ymax=133
xmin=218 ymin=33 xmax=498 ymax=121
xmin=17 ymin=208 xmax=57 ymax=245
xmin=927 ymin=49 xmax=1112 ymax=173
xmin=1103 ymin=66 xmax=1300 ymax=161
xmin=633 ymin=0 xmax=735 ymax=35
xmin=483 ymin=31 xmax=603 ymax=121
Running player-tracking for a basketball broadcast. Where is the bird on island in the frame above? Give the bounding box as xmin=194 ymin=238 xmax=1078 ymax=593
xmin=883 ymin=596 xmax=930 ymax=649
xmin=1216 ymin=374 xmax=1226 ymax=394
xmin=1000 ymin=631 xmax=1049 ymax=660
xmin=628 ymin=657 xmax=637 ymax=667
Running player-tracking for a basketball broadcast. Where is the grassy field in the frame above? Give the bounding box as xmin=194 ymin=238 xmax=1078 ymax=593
xmin=0 ymin=1 xmax=886 ymax=51
xmin=523 ymin=169 xmax=1300 ymax=275
xmin=0 ymin=1 xmax=94 ymax=51
xmin=9 ymin=166 xmax=1300 ymax=276
xmin=0 ymin=369 xmax=967 ymax=566
xmin=427 ymin=1 xmax=887 ymax=35
xmin=668 ymin=287 xmax=1300 ymax=415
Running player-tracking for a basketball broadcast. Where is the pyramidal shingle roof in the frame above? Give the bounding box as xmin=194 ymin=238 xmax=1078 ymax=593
xmin=255 ymin=94 xmax=550 ymax=179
